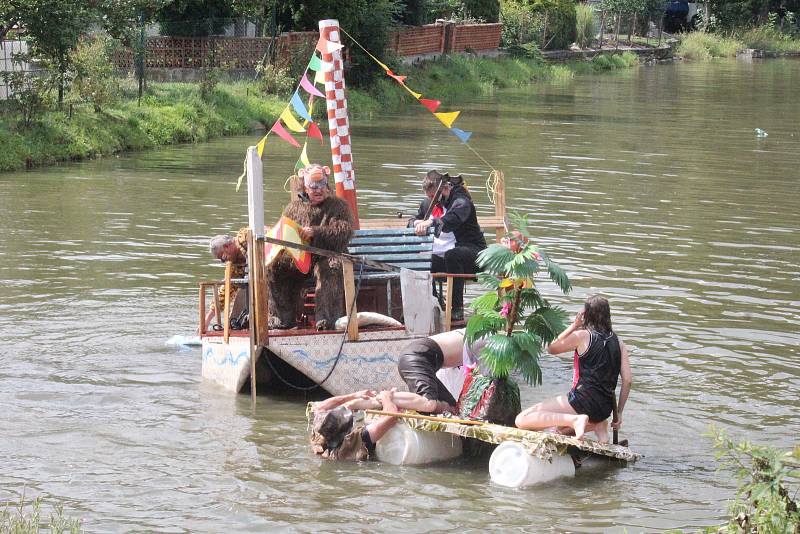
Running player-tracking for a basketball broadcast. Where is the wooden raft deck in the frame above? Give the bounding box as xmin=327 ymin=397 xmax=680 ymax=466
xmin=397 ymin=417 xmax=641 ymax=463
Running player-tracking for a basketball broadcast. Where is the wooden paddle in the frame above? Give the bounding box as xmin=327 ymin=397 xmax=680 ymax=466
xmin=611 ymin=391 xmax=619 ymax=445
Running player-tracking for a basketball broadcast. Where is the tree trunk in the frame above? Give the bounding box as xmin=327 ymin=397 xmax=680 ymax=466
xmin=628 ymin=13 xmax=635 ymax=44
xmin=615 ymin=14 xmax=621 ymax=49
xmin=599 ymin=11 xmax=606 ymax=47
xmin=658 ymin=15 xmax=663 ymax=47
xmin=541 ymin=12 xmax=549 ymax=50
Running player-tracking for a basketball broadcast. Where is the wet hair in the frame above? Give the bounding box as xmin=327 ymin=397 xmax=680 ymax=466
xmin=209 ymin=235 xmax=234 ymax=259
xmin=583 ymin=295 xmax=612 ymax=334
xmin=422 ymin=174 xmax=439 ymax=193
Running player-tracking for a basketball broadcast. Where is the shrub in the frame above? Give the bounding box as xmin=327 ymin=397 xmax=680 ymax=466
xmin=255 ymin=63 xmax=294 ymax=97
xmin=0 ymin=69 xmax=50 ymax=128
xmin=677 ymin=32 xmax=743 ymax=60
xmin=69 ymin=34 xmax=121 ymax=112
xmin=529 ymin=0 xmax=578 ymax=50
xmin=463 ymin=0 xmax=501 ymax=22
xmin=501 ymin=0 xmax=542 ymax=46
xmin=575 ymin=3 xmax=597 ymax=48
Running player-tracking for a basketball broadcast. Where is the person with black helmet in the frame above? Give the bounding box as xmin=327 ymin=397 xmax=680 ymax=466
xmin=411 ymin=170 xmax=487 ymax=321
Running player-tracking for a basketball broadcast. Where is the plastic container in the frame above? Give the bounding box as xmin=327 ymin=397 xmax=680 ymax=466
xmin=375 ymin=423 xmax=463 ymax=465
xmin=489 ymin=441 xmax=575 ymax=488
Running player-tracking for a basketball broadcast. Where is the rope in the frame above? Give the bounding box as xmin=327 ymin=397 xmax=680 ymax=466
xmin=262 ymin=262 xmax=365 ymax=391
xmin=338 ymin=26 xmax=505 ymax=210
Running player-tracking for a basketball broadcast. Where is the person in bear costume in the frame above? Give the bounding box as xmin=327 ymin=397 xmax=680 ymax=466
xmin=267 ymin=164 xmax=354 ymax=330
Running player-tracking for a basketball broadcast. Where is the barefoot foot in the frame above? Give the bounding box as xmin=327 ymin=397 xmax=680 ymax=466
xmin=594 ymin=420 xmax=610 ymax=444
xmin=573 ymin=414 xmax=589 ymax=440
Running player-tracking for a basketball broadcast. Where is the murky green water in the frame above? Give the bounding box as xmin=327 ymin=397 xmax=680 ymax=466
xmin=1 ymin=59 xmax=798 ymax=532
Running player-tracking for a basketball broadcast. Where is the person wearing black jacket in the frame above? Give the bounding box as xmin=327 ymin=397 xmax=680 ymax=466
xmin=412 ymin=170 xmax=487 ymax=320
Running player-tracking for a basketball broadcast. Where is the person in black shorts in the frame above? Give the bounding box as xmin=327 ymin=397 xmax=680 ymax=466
xmin=396 ymin=329 xmax=482 ymax=413
xmin=515 ymin=295 xmax=632 ymax=442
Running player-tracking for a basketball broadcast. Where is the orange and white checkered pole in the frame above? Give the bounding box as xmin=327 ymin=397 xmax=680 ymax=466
xmin=318 ymin=19 xmax=360 ymax=229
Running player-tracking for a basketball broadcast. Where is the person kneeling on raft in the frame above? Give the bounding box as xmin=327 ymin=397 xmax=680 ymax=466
xmin=310 ymin=389 xmax=453 ymax=461
xmin=515 ymin=295 xmax=632 ymax=442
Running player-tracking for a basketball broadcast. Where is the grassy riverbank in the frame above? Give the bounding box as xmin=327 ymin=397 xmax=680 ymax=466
xmin=677 ymin=29 xmax=800 ymax=60
xmin=0 ymin=52 xmax=638 ymax=173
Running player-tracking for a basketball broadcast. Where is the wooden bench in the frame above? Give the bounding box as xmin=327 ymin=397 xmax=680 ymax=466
xmin=348 ymin=227 xmax=434 ymax=280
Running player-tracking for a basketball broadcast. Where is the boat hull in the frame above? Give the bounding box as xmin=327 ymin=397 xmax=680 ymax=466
xmin=201 ymin=329 xmax=419 ymax=395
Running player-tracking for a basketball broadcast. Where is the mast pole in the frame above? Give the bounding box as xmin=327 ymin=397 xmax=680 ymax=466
xmin=318 ymin=19 xmax=360 ymax=229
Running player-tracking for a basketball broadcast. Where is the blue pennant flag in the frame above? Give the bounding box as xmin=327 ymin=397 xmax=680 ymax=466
xmin=450 ymin=127 xmax=472 ymax=144
xmin=290 ymin=92 xmax=313 ymax=122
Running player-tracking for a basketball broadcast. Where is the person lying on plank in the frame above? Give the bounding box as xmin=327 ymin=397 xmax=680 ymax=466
xmin=515 ymin=295 xmax=632 ymax=442
xmin=310 ymin=389 xmax=451 ymax=461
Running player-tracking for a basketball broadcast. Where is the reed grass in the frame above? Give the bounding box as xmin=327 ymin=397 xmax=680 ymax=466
xmin=677 ymin=32 xmax=745 ymax=59
xmin=575 ymin=4 xmax=597 ymax=49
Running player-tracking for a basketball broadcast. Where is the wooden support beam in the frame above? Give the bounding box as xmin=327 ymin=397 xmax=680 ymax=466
xmin=223 ymin=261 xmax=232 ymax=344
xmin=198 ymin=285 xmax=206 ymax=336
xmin=342 ymin=260 xmax=359 ymax=341
xmin=444 ymin=275 xmax=454 ymax=331
xmin=246 ymin=230 xmax=258 ymax=406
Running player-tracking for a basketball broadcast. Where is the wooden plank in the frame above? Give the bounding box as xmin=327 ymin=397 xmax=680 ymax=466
xmin=342 ymin=260 xmax=359 ymax=341
xmin=253 ymin=237 xmax=269 ymax=346
xmin=198 ymin=285 xmax=206 ymax=335
xmin=350 ymin=235 xmax=433 ymax=245
xmin=246 ymin=230 xmax=257 ymax=406
xmin=445 ymin=276 xmax=454 ymax=331
xmin=223 ymin=261 xmax=232 ymax=344
xmin=348 ymin=244 xmax=432 ymax=254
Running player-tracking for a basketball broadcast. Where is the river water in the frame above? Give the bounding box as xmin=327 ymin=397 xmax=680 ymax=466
xmin=1 ymin=59 xmax=798 ymax=532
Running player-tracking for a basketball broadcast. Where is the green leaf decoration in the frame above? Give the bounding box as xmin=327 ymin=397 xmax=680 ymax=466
xmin=470 ymin=292 xmax=499 ymax=314
xmin=513 ymin=332 xmax=544 ymax=386
xmin=539 ymin=250 xmax=572 ymax=294
xmin=465 ymin=313 xmax=504 ymax=346
xmin=476 ymin=272 xmax=501 ymax=290
xmin=524 ymin=307 xmax=568 ymax=344
xmin=477 ymin=244 xmax=516 ymax=274
xmin=479 ymin=334 xmax=517 ymax=378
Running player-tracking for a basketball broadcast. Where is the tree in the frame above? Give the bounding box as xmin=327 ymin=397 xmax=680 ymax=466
xmin=156 ymin=0 xmax=235 ymax=36
xmin=465 ymin=213 xmax=571 ymax=385
xmin=16 ymin=0 xmax=96 ymax=106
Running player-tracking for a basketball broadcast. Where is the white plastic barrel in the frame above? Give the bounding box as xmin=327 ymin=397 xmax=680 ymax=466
xmin=375 ymin=423 xmax=463 ymax=465
xmin=489 ymin=441 xmax=575 ymax=488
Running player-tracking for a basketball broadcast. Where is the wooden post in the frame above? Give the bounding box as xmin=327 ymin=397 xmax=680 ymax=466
xmin=599 ymin=11 xmax=606 ymax=48
xmin=342 ymin=260 xmax=359 ymax=341
xmin=541 ymin=13 xmax=549 ymax=50
xmin=494 ymin=170 xmax=506 ymax=243
xmin=245 ymin=145 xmax=266 ymax=405
xmin=444 ymin=276 xmax=454 ymax=331
xmin=198 ymin=285 xmax=206 ymax=335
xmin=223 ymin=261 xmax=232 ymax=344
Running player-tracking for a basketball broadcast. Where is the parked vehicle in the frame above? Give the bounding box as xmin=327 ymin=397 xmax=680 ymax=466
xmin=665 ymin=1 xmax=705 ymax=32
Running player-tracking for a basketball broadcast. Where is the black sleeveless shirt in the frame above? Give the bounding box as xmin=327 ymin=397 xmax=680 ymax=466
xmin=575 ymin=330 xmax=622 ymax=400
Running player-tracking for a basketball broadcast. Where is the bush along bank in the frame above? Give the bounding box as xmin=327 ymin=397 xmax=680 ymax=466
xmin=0 ymin=53 xmax=639 ymax=173
xmin=677 ymin=29 xmax=800 ymax=60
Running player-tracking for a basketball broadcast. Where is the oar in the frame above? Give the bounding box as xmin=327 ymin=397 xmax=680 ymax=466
xmin=365 ymin=409 xmax=486 ymax=426
xmin=611 ymin=391 xmax=619 ymax=445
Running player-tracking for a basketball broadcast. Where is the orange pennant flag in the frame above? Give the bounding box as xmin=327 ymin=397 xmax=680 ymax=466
xmin=264 ymin=216 xmax=312 ymax=274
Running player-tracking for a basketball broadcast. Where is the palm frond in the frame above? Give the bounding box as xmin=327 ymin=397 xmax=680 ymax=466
xmin=465 ymin=314 xmax=504 ymax=346
xmin=524 ymin=306 xmax=568 ymax=344
xmin=470 ymin=292 xmax=499 ymax=313
xmin=539 ymin=250 xmax=572 ymax=294
xmin=479 ymin=334 xmax=516 ymax=378
xmin=477 ymin=244 xmax=516 ymax=275
xmin=476 ymin=271 xmax=501 ymax=290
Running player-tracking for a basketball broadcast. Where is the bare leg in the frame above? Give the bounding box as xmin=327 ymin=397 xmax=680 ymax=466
xmin=591 ymin=419 xmax=610 ymax=444
xmin=515 ymin=395 xmax=590 ymax=440
xmin=388 ymin=391 xmax=455 ymax=414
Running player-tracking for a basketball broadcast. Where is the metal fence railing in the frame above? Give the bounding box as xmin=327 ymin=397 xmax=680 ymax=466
xmin=1 ymin=39 xmax=31 ymax=100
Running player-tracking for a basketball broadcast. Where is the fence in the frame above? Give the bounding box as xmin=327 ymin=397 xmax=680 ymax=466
xmin=113 ymin=23 xmax=502 ymax=74
xmin=1 ymin=39 xmax=29 ymax=100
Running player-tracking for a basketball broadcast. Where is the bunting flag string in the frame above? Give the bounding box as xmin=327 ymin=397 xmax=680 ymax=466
xmin=338 ymin=27 xmax=474 ymax=149
xmin=280 ymin=107 xmax=306 ymax=133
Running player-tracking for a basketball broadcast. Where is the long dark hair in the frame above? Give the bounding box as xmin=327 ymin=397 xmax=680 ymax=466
xmin=583 ymin=295 xmax=612 ymax=334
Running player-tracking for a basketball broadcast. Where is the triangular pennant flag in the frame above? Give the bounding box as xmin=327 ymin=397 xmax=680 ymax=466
xmin=300 ymin=73 xmax=324 ymax=98
xmin=434 ymin=111 xmax=461 ymax=128
xmin=297 ymin=141 xmax=311 ymax=169
xmin=419 ymin=98 xmax=441 ymax=113
xmin=386 ymin=69 xmax=406 ymax=84
xmin=450 ymin=127 xmax=472 ymax=144
xmin=290 ymin=92 xmax=313 ymax=122
xmin=401 ymin=83 xmax=422 ymax=100
xmin=256 ymin=133 xmax=269 ymax=158
xmin=308 ymin=54 xmax=322 ymax=72
xmin=314 ymin=67 xmax=325 ymax=85
xmin=270 ymin=120 xmax=301 ymax=148
xmin=316 ymin=36 xmax=344 ymax=55
xmin=280 ymin=107 xmax=306 ymax=133
xmin=265 ymin=217 xmax=312 ymax=274
xmin=308 ymin=121 xmax=323 ymax=142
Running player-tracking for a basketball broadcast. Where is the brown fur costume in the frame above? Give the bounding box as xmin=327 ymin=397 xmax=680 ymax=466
xmin=267 ymin=195 xmax=354 ymax=328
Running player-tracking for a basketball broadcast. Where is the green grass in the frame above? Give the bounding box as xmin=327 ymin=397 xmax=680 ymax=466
xmin=0 ymin=52 xmax=640 ymax=173
xmin=677 ymin=32 xmax=745 ymax=60
xmin=1 ymin=494 xmax=81 ymax=534
xmin=735 ymin=26 xmax=800 ymax=53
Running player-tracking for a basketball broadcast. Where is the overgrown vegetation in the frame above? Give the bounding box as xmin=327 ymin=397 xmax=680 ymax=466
xmin=0 ymin=493 xmax=81 ymax=534
xmin=677 ymin=31 xmax=744 ymax=59
xmin=575 ymin=3 xmax=598 ymax=48
xmin=705 ymin=427 xmax=799 ymax=534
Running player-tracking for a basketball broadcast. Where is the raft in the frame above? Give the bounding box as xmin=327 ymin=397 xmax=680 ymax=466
xmin=308 ymin=405 xmax=641 ymax=487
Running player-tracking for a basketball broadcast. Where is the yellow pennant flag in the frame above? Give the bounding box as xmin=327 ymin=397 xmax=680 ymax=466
xmin=300 ymin=141 xmax=310 ymax=167
xmin=314 ymin=68 xmax=325 ymax=85
xmin=256 ymin=133 xmax=269 ymax=158
xmin=280 ymin=108 xmax=306 ymax=133
xmin=434 ymin=111 xmax=460 ymax=128
xmin=401 ymin=84 xmax=422 ymax=99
